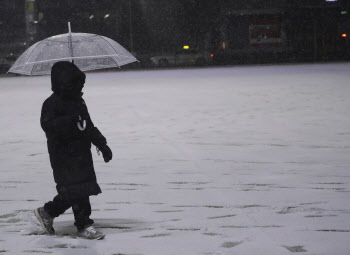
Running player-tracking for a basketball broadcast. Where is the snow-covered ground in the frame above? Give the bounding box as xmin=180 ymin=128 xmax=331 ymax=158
xmin=0 ymin=63 xmax=350 ymax=255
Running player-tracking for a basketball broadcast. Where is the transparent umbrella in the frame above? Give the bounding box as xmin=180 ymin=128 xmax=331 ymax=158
xmin=8 ymin=22 xmax=138 ymax=75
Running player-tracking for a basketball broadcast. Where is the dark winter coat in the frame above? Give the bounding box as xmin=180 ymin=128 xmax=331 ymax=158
xmin=41 ymin=61 xmax=107 ymax=201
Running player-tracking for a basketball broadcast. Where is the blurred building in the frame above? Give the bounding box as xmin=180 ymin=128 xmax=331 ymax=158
xmin=209 ymin=0 xmax=349 ymax=63
xmin=285 ymin=0 xmax=348 ymax=61
xmin=0 ymin=0 xmax=349 ymax=73
xmin=209 ymin=0 xmax=289 ymax=64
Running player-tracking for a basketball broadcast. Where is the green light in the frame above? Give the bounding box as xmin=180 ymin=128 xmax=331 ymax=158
xmin=341 ymin=10 xmax=348 ymax=15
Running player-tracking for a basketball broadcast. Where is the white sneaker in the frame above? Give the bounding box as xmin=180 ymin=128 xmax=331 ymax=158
xmin=76 ymin=225 xmax=105 ymax=240
xmin=34 ymin=207 xmax=55 ymax=234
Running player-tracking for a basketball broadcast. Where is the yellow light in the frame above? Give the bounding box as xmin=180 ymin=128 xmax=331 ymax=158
xmin=183 ymin=45 xmax=189 ymax=49
xmin=342 ymin=33 xmax=347 ymax=38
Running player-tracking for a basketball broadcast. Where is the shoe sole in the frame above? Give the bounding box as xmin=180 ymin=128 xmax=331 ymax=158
xmin=34 ymin=209 xmax=55 ymax=235
xmin=76 ymin=234 xmax=105 ymax=240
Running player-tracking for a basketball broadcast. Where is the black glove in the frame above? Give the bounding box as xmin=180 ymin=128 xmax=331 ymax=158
xmin=99 ymin=144 xmax=113 ymax=163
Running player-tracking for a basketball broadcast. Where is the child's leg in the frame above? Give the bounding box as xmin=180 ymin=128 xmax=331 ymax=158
xmin=44 ymin=194 xmax=72 ymax=218
xmin=72 ymin=197 xmax=94 ymax=230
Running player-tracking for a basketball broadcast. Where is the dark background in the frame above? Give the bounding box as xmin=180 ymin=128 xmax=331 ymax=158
xmin=1 ymin=0 xmax=350 ymax=72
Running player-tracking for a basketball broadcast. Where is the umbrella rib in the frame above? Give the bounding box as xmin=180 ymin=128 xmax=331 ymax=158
xmin=92 ymin=39 xmax=113 ymax=61
xmin=101 ymin=36 xmax=121 ymax=68
xmin=30 ymin=62 xmax=35 ymax=75
xmin=30 ymin=39 xmax=53 ymax=75
xmin=12 ymin=54 xmax=136 ymax=68
xmin=89 ymin=38 xmax=120 ymax=68
xmin=25 ymin=41 xmax=42 ymax=69
xmin=25 ymin=39 xmax=60 ymax=75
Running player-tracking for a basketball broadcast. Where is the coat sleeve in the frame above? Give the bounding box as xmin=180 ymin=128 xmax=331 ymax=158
xmin=40 ymin=98 xmax=76 ymax=137
xmin=80 ymin=100 xmax=107 ymax=148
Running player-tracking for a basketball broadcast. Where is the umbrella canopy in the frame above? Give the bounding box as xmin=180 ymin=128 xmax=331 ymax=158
xmin=8 ymin=30 xmax=138 ymax=75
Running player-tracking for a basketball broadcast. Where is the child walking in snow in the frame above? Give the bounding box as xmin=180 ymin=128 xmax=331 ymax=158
xmin=34 ymin=61 xmax=112 ymax=239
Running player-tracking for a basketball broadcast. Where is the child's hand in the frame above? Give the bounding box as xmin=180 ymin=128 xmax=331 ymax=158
xmin=100 ymin=144 xmax=113 ymax=163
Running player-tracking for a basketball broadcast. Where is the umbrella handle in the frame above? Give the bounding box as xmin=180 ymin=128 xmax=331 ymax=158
xmin=68 ymin=22 xmax=74 ymax=64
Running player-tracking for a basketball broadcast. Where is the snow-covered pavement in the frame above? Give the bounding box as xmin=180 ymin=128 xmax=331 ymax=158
xmin=0 ymin=63 xmax=350 ymax=254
